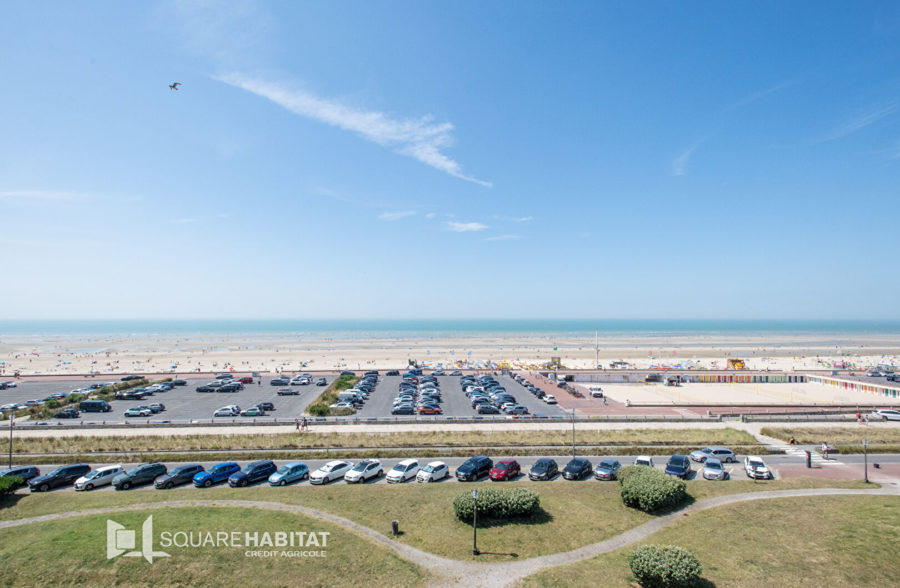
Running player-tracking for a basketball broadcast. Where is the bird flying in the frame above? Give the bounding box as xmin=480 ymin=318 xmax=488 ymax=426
xmin=169 ymin=82 xmax=182 ymax=90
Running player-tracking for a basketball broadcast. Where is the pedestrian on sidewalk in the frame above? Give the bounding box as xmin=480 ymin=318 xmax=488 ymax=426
xmin=789 ymin=436 xmax=796 ymax=446
xmin=301 ymin=416 xmax=309 ymax=432
xmin=295 ymin=417 xmax=300 ymax=431
xmin=822 ymin=441 xmax=829 ymax=460
xmin=857 ymin=411 xmax=861 ymax=424
xmin=864 ymin=414 xmax=869 ymax=426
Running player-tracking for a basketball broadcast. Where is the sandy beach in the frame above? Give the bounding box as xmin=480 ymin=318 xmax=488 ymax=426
xmin=0 ymin=332 xmax=897 ymax=377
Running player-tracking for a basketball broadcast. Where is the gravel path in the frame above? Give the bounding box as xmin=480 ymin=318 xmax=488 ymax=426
xmin=1 ymin=485 xmax=897 ymax=586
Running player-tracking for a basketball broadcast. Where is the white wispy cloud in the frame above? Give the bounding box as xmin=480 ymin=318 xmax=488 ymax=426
xmin=672 ymin=144 xmax=699 ymax=176
xmin=724 ymin=80 xmax=796 ymax=112
xmin=378 ymin=210 xmax=416 ymax=221
xmin=216 ymin=73 xmax=491 ymax=187
xmin=170 ymin=217 xmax=198 ymax=224
xmin=485 ymin=234 xmax=520 ymax=241
xmin=446 ymin=221 xmax=488 ymax=232
xmin=425 ymin=213 xmax=437 ymax=219
xmin=0 ymin=190 xmax=83 ymax=201
xmin=818 ymin=102 xmax=899 ymax=143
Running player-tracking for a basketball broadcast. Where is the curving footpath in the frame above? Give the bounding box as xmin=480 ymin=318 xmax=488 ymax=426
xmin=1 ymin=486 xmax=898 ymax=587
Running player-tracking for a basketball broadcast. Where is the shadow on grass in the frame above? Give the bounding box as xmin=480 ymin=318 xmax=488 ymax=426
xmin=461 ymin=507 xmax=555 ymax=529
xmin=0 ymin=491 xmax=26 ymax=510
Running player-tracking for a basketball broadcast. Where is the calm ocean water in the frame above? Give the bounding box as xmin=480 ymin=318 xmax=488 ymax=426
xmin=1 ymin=319 xmax=899 ymax=338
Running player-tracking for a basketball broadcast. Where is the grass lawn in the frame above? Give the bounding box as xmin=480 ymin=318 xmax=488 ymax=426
xmin=761 ymin=426 xmax=900 ymax=445
xmin=0 ymin=478 xmax=872 ymax=562
xmin=14 ymin=427 xmax=760 ymax=455
xmin=519 ymin=494 xmax=900 ymax=587
xmin=0 ymin=507 xmax=428 ymax=587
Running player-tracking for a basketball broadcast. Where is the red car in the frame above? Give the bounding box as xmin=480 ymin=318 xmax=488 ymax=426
xmin=238 ymin=377 xmax=253 ymax=384
xmin=489 ymin=459 xmax=520 ymax=481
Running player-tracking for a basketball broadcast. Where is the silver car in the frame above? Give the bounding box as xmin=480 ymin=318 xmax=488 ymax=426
xmin=690 ymin=446 xmax=736 ymax=463
xmin=702 ymin=458 xmax=726 ymax=480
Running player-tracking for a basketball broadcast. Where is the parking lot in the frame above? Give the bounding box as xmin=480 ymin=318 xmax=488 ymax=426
xmin=354 ymin=374 xmax=569 ymax=419
xmin=0 ymin=376 xmax=331 ymax=423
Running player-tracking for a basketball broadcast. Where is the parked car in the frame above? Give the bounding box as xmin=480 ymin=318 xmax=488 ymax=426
xmin=155 ymin=464 xmax=205 ymax=489
xmin=124 ymin=407 xmax=152 ymax=417
xmin=214 ymin=407 xmax=238 ymax=417
xmin=341 ymin=459 xmax=382 ymax=483
xmin=702 ymin=458 xmax=727 ymax=480
xmin=418 ymin=404 xmax=442 ymax=415
xmin=593 ymin=459 xmax=622 ymax=481
xmin=75 ymin=465 xmax=124 ymax=491
xmin=543 ymin=394 xmax=557 ymax=404
xmin=256 ymin=402 xmax=275 ymax=412
xmin=121 ymin=375 xmax=143 ymax=381
xmin=744 ymin=456 xmax=773 ymax=479
xmin=633 ymin=456 xmax=655 ymax=467
xmin=416 ymin=461 xmax=449 ymax=482
xmin=310 ymin=461 xmax=353 ymax=484
xmin=386 ymin=459 xmax=420 ymax=483
xmin=268 ymin=462 xmax=309 ymax=486
xmin=171 ymin=379 xmax=187 ymax=386
xmin=0 ymin=466 xmax=41 ymax=489
xmin=28 ymin=464 xmax=91 ymax=492
xmin=277 ymin=388 xmax=299 ymax=396
xmin=54 ymin=408 xmax=80 ymax=419
xmin=665 ymin=455 xmax=692 ymax=479
xmin=689 ymin=446 xmax=736 ymax=463
xmin=476 ymin=404 xmax=500 ymax=414
xmin=528 ymin=458 xmax=558 ymax=481
xmin=240 ymin=407 xmax=265 ymax=417
xmin=147 ymin=403 xmax=166 ymax=413
xmin=456 ymin=456 xmax=493 ymax=481
xmin=315 ymin=378 xmax=328 ymax=386
xmin=113 ymin=463 xmax=167 ymax=490
xmin=194 ymin=462 xmax=241 ymax=487
xmin=79 ymin=399 xmax=111 ymax=413
xmin=872 ymin=409 xmax=900 ymax=421
xmin=489 ymin=459 xmax=520 ymax=481
xmin=562 ymin=458 xmax=593 ymax=480
xmin=238 ymin=377 xmax=253 ymax=384
xmin=196 ymin=385 xmax=216 ymax=393
xmin=270 ymin=377 xmax=290 ymax=386
xmin=229 ymin=460 xmax=277 ymax=487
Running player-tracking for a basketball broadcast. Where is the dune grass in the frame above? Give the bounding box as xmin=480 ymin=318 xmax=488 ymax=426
xmin=0 ymin=507 xmax=428 ymax=587
xmin=519 ymin=494 xmax=900 ymax=587
xmin=760 ymin=426 xmax=900 ymax=445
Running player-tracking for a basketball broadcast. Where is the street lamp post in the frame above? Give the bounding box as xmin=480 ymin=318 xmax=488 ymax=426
xmin=571 ymin=407 xmax=576 ymax=459
xmin=472 ymin=489 xmax=479 ymax=555
xmin=7 ymin=414 xmax=13 ymax=468
xmin=863 ymin=439 xmax=868 ymax=483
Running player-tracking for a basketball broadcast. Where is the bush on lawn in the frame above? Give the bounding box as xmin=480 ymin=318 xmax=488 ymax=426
xmin=628 ymin=544 xmax=702 ymax=587
xmin=453 ymin=487 xmax=540 ymax=522
xmin=0 ymin=476 xmax=23 ymax=496
xmin=619 ymin=466 xmax=687 ymax=513
xmin=307 ymin=404 xmax=330 ymax=417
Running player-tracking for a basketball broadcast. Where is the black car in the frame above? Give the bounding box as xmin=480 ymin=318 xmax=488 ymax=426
xmin=54 ymin=408 xmax=80 ymax=419
xmin=171 ymin=379 xmax=188 ymax=386
xmin=256 ymin=402 xmax=275 ymax=412
xmin=456 ymin=456 xmax=493 ymax=481
xmin=340 ymin=371 xmax=355 ymax=376
xmin=386 ymin=370 xmax=400 ymax=376
xmin=218 ymin=383 xmax=242 ymax=392
xmin=28 ymin=463 xmax=91 ymax=492
xmin=228 ymin=460 xmax=277 ymax=487
xmin=477 ymin=404 xmax=500 ymax=414
xmin=593 ymin=459 xmax=622 ymax=481
xmin=665 ymin=455 xmax=692 ymax=479
xmin=528 ymin=458 xmax=558 ymax=481
xmin=270 ymin=377 xmax=290 ymax=386
xmin=392 ymin=405 xmax=415 ymax=415
xmin=196 ymin=385 xmax=215 ymax=393
xmin=0 ymin=466 xmax=41 ymax=489
xmin=121 ymin=375 xmax=143 ymax=381
xmin=562 ymin=458 xmax=593 ymax=480
xmin=155 ymin=464 xmax=205 ymax=489
xmin=113 ymin=463 xmax=167 ymax=490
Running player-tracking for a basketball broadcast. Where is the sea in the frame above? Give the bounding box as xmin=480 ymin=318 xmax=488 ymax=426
xmin=1 ymin=319 xmax=899 ymax=339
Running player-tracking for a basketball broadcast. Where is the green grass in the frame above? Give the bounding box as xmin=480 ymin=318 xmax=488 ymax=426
xmin=519 ymin=494 xmax=900 ymax=587
xmin=0 ymin=507 xmax=427 ymax=587
xmin=761 ymin=426 xmax=900 ymax=445
xmin=0 ymin=478 xmax=872 ymax=561
xmin=306 ymin=374 xmax=359 ymax=417
xmin=12 ymin=427 xmax=760 ymax=455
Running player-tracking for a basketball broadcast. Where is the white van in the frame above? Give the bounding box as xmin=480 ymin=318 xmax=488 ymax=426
xmin=338 ymin=391 xmax=361 ymax=404
xmin=590 ymin=387 xmax=604 ymax=398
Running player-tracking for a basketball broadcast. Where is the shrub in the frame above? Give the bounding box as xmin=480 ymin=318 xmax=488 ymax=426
xmin=453 ymin=487 xmax=541 ymax=522
xmin=619 ymin=466 xmax=687 ymax=513
xmin=0 ymin=476 xmax=23 ymax=496
xmin=629 ymin=544 xmax=702 ymax=587
xmin=308 ymin=404 xmax=330 ymax=417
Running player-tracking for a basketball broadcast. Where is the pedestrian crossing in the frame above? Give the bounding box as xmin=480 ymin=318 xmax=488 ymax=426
xmin=779 ymin=445 xmax=844 ymax=466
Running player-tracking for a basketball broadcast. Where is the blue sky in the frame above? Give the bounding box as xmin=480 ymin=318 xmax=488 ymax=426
xmin=2 ymin=1 xmax=899 ymax=319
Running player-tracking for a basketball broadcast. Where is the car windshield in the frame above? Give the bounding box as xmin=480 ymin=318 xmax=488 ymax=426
xmin=48 ymin=467 xmax=67 ymax=476
xmin=533 ymin=462 xmax=548 ymax=471
xmin=351 ymin=463 xmax=368 ymax=472
xmin=600 ymin=460 xmax=617 ymax=468
xmin=706 ymin=462 xmax=722 ymax=470
xmin=423 ymin=465 xmax=436 ymax=472
xmin=495 ymin=463 xmax=508 ymax=470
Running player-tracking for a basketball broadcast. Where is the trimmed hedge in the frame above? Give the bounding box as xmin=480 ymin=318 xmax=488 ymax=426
xmin=0 ymin=476 xmax=23 ymax=496
xmin=618 ymin=466 xmax=687 ymax=513
xmin=629 ymin=544 xmax=702 ymax=587
xmin=453 ymin=487 xmax=541 ymax=522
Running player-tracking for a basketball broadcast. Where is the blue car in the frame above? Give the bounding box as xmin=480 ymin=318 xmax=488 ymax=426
xmin=268 ymin=462 xmax=309 ymax=486
xmin=193 ymin=462 xmax=240 ymax=487
xmin=665 ymin=454 xmax=692 ymax=479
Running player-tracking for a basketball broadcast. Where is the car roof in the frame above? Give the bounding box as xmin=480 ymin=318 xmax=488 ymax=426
xmin=324 ymin=460 xmax=348 ymax=467
xmin=705 ymin=458 xmax=722 ymax=465
xmin=497 ymin=459 xmax=517 ymax=465
xmin=283 ymin=461 xmax=306 ymax=467
xmin=397 ymin=459 xmax=418 ymax=466
xmin=95 ymin=464 xmax=122 ymax=471
xmin=425 ymin=461 xmax=445 ymax=467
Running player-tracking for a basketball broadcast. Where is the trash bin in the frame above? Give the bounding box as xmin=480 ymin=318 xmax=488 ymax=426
xmin=805 ymin=451 xmax=811 ymax=468
xmin=391 ymin=520 xmax=399 ymax=535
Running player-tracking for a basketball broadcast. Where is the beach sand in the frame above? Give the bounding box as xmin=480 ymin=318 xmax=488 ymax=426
xmin=0 ymin=332 xmax=897 ymax=376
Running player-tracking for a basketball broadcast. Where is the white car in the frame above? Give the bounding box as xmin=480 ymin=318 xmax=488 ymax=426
xmin=416 ymin=461 xmax=449 ymax=482
xmin=543 ymin=394 xmax=557 ymax=404
xmin=75 ymin=465 xmax=123 ymax=491
xmin=633 ymin=456 xmax=655 ymax=467
xmin=872 ymin=409 xmax=900 ymax=421
xmin=329 ymin=401 xmax=355 ymax=409
xmin=386 ymin=459 xmax=420 ymax=483
xmin=344 ymin=459 xmax=383 ymax=483
xmin=124 ymin=407 xmax=151 ymax=417
xmin=310 ymin=460 xmax=353 ymax=484
xmin=213 ymin=406 xmax=239 ymax=417
xmin=744 ymin=456 xmax=772 ymax=480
